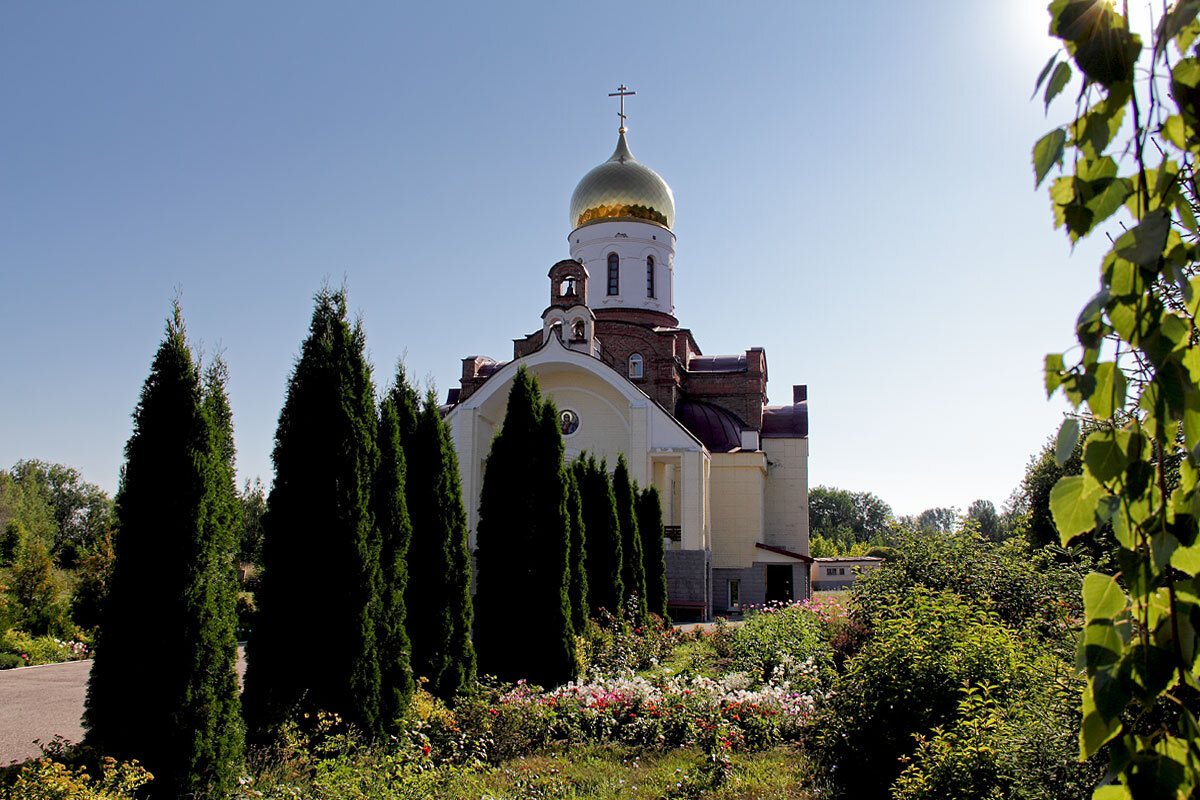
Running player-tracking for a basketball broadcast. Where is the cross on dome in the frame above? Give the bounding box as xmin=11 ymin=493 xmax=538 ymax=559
xmin=608 ymin=84 xmax=636 ymax=133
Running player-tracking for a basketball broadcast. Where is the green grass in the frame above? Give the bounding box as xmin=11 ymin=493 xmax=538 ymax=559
xmin=652 ymin=636 xmax=729 ymax=680
xmin=394 ymin=745 xmax=814 ymax=799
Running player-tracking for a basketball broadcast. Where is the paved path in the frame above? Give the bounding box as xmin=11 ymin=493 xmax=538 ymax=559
xmin=0 ymin=649 xmax=246 ymax=767
xmin=0 ymin=660 xmax=91 ymax=766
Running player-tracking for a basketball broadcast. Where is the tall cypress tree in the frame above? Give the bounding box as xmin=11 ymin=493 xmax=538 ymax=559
xmin=573 ymin=455 xmax=622 ymax=617
xmin=84 ymin=307 xmax=243 ymax=797
xmin=375 ymin=387 xmax=414 ymax=730
xmin=475 ymin=367 xmax=576 ymax=687
xmin=612 ymin=456 xmax=648 ymax=624
xmin=637 ymin=486 xmax=669 ymax=620
xmin=565 ymin=467 xmax=589 ymax=634
xmin=243 ymin=288 xmax=383 ymax=739
xmin=404 ymin=390 xmax=476 ymax=702
xmin=534 ymin=397 xmax=578 ymax=685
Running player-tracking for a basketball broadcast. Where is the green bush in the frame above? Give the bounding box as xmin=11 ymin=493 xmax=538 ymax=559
xmin=817 ymin=589 xmax=1057 ymax=800
xmin=729 ymin=598 xmax=840 ymax=691
xmin=0 ymin=756 xmax=152 ymax=800
xmin=580 ymin=596 xmax=675 ymax=677
xmin=851 ymin=527 xmax=1084 ymax=656
xmin=4 ymin=630 xmax=89 ymax=665
xmin=0 ymin=653 xmax=25 ymax=669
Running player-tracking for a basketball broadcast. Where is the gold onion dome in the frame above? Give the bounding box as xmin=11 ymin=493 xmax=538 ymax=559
xmin=569 ymin=131 xmax=675 ymax=230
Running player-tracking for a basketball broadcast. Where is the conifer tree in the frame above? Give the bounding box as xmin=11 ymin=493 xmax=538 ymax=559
xmin=475 ymin=368 xmax=576 ymax=687
xmin=403 ymin=387 xmax=476 ymax=702
xmin=573 ymin=455 xmax=622 ymax=616
xmin=565 ymin=467 xmax=589 ymax=634
xmin=175 ymin=357 xmax=245 ymax=796
xmin=637 ymin=486 xmax=669 ymax=620
xmin=374 ymin=388 xmax=414 ymax=729
xmin=612 ymin=456 xmax=647 ymax=624
xmin=84 ymin=307 xmax=243 ymax=797
xmin=243 ymin=288 xmax=383 ymax=739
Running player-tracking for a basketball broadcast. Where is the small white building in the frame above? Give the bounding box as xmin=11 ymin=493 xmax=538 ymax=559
xmin=810 ymin=556 xmax=884 ymax=592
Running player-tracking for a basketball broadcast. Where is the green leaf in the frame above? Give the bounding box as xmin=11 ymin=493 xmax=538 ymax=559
xmin=1085 ymin=432 xmax=1129 ymax=482
xmin=1075 ymin=101 xmax=1127 ymax=160
xmin=1184 ymin=390 xmax=1200 ymax=451
xmin=1080 ymin=620 xmax=1126 ymax=669
xmin=1173 ymin=541 xmax=1200 ymax=575
xmin=1178 ymin=18 xmax=1200 ymax=55
xmin=1046 ymin=353 xmax=1066 ymax=397
xmin=1107 ymin=257 xmax=1141 ymax=297
xmin=1173 ymin=58 xmax=1200 ymax=128
xmin=1081 ymin=678 xmax=1124 ymax=758
xmin=1035 ymin=128 xmax=1067 ymax=188
xmin=1050 ymin=176 xmax=1077 ymax=230
xmin=1092 ymin=785 xmax=1133 ymax=800
xmin=1051 ymin=474 xmax=1106 ymax=544
xmin=1165 ymin=114 xmax=1188 ymax=149
xmin=1044 ymin=62 xmax=1072 ymax=112
xmin=1087 ymin=362 xmax=1128 ymax=419
xmin=1157 ymin=0 xmax=1200 ymax=56
xmin=1074 ymin=27 xmax=1141 ymax=88
xmin=1077 ymin=288 xmax=1112 ymax=349
xmin=1057 ymin=418 xmax=1081 ymax=465
xmin=1084 ymin=572 xmax=1128 ymax=621
xmin=1114 ymin=209 xmax=1171 ymax=265
xmin=1033 ymin=52 xmax=1059 ymax=98
xmin=1085 ymin=177 xmax=1132 ymax=230
xmin=1175 ymin=193 xmax=1199 ymax=235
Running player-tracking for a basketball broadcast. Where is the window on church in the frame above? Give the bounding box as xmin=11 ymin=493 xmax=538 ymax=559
xmin=646 ymin=255 xmax=655 ymax=298
xmin=628 ymin=353 xmax=643 ymax=379
xmin=572 ymin=320 xmax=585 ymax=339
xmin=607 ymin=253 xmax=619 ymax=295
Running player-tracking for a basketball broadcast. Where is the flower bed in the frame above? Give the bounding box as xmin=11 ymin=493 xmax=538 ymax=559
xmin=1 ymin=632 xmax=90 ymax=667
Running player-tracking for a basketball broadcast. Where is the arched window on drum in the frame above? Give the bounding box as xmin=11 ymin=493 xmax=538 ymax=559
xmin=628 ymin=353 xmax=644 ymax=379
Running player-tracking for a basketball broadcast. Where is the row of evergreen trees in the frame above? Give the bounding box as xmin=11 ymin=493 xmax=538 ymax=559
xmin=83 ymin=290 xmax=475 ymax=797
xmin=82 ymin=291 xmax=669 ymax=797
xmin=472 ymin=367 xmax=669 ymax=688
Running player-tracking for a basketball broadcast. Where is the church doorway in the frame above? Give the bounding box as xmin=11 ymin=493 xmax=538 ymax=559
xmin=765 ymin=564 xmax=794 ymax=604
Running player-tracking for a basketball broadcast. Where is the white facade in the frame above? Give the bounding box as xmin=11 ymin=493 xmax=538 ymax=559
xmin=568 ymin=220 xmax=676 ymax=317
xmin=444 ymin=334 xmax=711 ymax=553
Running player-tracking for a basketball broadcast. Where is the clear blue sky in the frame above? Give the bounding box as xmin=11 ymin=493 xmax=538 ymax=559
xmin=1 ymin=1 xmax=1102 ymax=516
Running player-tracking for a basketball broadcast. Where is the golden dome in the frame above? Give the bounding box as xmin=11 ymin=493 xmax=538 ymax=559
xmin=569 ymin=132 xmax=675 ymax=230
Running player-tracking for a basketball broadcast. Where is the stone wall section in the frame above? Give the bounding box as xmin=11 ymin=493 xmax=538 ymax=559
xmin=665 ymin=548 xmax=712 ymax=619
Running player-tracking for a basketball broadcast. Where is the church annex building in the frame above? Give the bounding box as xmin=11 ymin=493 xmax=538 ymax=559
xmin=443 ymin=106 xmax=811 ymax=619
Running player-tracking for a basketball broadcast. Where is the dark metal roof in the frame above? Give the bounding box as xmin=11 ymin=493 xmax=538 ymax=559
xmin=688 ymin=354 xmax=746 ymax=373
xmin=675 ymin=400 xmax=745 ymax=452
xmin=755 ymin=542 xmax=814 ymax=563
xmin=761 ymin=403 xmax=808 ymax=438
xmin=477 ymin=360 xmax=508 ymax=378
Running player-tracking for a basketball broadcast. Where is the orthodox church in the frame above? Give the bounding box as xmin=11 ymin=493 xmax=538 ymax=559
xmin=443 ymin=94 xmax=811 ymax=618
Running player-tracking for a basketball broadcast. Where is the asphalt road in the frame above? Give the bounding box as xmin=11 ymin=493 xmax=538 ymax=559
xmin=0 ymin=659 xmax=91 ymax=766
xmin=0 ymin=648 xmax=246 ymax=767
